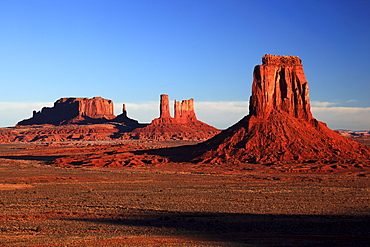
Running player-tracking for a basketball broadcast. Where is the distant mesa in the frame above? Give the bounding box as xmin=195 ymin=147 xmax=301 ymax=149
xmin=17 ymin=97 xmax=115 ymax=125
xmin=183 ymin=54 xmax=370 ymax=165
xmin=17 ymin=97 xmax=139 ymax=127
xmin=4 ymin=94 xmax=220 ymax=142
xmin=125 ymin=94 xmax=221 ymax=140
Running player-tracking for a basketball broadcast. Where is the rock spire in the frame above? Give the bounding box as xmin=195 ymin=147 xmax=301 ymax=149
xmin=127 ymin=94 xmax=220 ymax=140
xmin=157 ymin=94 xmax=197 ymax=123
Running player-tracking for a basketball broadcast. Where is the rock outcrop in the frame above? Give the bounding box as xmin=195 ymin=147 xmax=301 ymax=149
xmin=18 ymin=97 xmax=116 ymax=125
xmin=153 ymin=95 xmax=197 ymax=125
xmin=126 ymin=94 xmax=220 ymax=140
xmin=113 ymin=104 xmax=142 ymax=128
xmin=186 ymin=54 xmax=370 ymax=167
xmin=250 ymin=55 xmax=311 ymax=120
xmin=3 ymin=95 xmax=216 ymax=143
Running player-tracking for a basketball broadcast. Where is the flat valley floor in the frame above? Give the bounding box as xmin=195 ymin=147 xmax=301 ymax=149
xmin=0 ymin=140 xmax=369 ymax=246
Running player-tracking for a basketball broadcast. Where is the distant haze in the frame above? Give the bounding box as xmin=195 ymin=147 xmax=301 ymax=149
xmin=0 ymin=101 xmax=368 ymax=131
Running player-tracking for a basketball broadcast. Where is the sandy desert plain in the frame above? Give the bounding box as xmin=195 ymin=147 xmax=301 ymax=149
xmin=0 ymin=137 xmax=369 ymax=247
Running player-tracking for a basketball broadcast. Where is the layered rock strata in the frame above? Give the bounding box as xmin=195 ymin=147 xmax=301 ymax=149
xmin=3 ymin=95 xmax=217 ymax=143
xmin=187 ymin=54 xmax=370 ymax=166
xmin=127 ymin=94 xmax=220 ymax=140
xmin=18 ymin=97 xmax=116 ymax=125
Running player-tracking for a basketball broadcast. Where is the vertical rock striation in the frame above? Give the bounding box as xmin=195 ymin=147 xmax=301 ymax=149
xmin=151 ymin=94 xmax=198 ymax=125
xmin=250 ymin=54 xmax=312 ymax=120
xmin=159 ymin=94 xmax=171 ymax=119
xmin=128 ymin=94 xmax=220 ymax=140
xmin=187 ymin=54 xmax=370 ymax=167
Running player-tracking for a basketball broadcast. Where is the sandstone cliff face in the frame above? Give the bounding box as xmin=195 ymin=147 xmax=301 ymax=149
xmin=187 ymin=54 xmax=370 ymax=167
xmin=127 ymin=94 xmax=220 ymax=141
xmin=250 ymin=54 xmax=312 ymax=120
xmin=18 ymin=97 xmax=116 ymax=125
xmin=155 ymin=95 xmax=197 ymax=124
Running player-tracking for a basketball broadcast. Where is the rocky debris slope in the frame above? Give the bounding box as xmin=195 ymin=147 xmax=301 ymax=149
xmin=184 ymin=54 xmax=370 ymax=167
xmin=124 ymin=94 xmax=221 ymax=141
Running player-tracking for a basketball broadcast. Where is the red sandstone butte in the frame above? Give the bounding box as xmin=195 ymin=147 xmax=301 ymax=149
xmin=126 ymin=94 xmax=220 ymax=141
xmin=188 ymin=54 xmax=370 ymax=165
xmin=17 ymin=97 xmax=116 ymax=125
xmin=0 ymin=97 xmax=144 ymax=143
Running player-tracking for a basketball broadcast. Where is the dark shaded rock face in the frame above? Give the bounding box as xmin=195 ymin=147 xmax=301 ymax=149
xmin=188 ymin=54 xmax=370 ymax=165
xmin=18 ymin=97 xmax=116 ymax=126
xmin=113 ymin=103 xmax=141 ymax=127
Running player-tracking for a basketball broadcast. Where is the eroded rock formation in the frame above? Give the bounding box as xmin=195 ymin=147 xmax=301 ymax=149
xmin=3 ymin=95 xmax=217 ymax=143
xmin=186 ymin=54 xmax=370 ymax=167
xmin=18 ymin=97 xmax=116 ymax=125
xmin=113 ymin=103 xmax=141 ymax=128
xmin=250 ymin=55 xmax=312 ymax=120
xmin=126 ymin=94 xmax=220 ymax=140
xmin=152 ymin=95 xmax=197 ymax=125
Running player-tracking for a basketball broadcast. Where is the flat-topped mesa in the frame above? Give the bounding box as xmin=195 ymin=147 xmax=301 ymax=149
xmin=17 ymin=97 xmax=116 ymax=126
xmin=64 ymin=97 xmax=115 ymax=119
xmin=249 ymin=54 xmax=312 ymax=120
xmin=262 ymin=54 xmax=302 ymax=66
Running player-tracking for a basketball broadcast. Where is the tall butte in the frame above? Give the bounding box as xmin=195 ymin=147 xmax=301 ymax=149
xmin=189 ymin=54 xmax=370 ymax=166
xmin=128 ymin=94 xmax=220 ymax=140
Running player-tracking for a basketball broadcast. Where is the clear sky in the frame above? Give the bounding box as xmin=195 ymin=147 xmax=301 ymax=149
xmin=0 ymin=0 xmax=369 ymax=130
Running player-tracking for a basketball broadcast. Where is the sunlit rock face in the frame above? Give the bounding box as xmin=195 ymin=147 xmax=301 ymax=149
xmin=250 ymin=54 xmax=312 ymax=120
xmin=126 ymin=94 xmax=221 ymax=141
xmin=157 ymin=94 xmax=197 ymax=124
xmin=188 ymin=55 xmax=370 ymax=165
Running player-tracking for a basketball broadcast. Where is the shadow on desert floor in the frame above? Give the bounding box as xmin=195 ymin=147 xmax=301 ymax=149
xmin=133 ymin=145 xmax=199 ymax=162
xmin=63 ymin=210 xmax=370 ymax=246
xmin=0 ymin=155 xmax=66 ymax=161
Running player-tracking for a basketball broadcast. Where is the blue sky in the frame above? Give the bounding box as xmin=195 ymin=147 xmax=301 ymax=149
xmin=0 ymin=0 xmax=369 ymax=129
